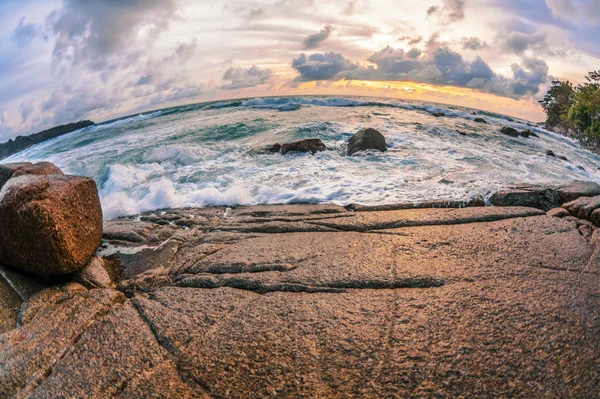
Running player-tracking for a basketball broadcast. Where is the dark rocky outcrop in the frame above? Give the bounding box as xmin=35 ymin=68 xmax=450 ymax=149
xmin=432 ymin=112 xmax=445 ymax=117
xmin=546 ymin=150 xmax=556 ymax=157
xmin=558 ymin=155 xmax=569 ymax=161
xmin=500 ymin=127 xmax=520 ymax=137
xmin=529 ymin=131 xmax=540 ymax=138
xmin=347 ymin=128 xmax=387 ymax=156
xmin=473 ymin=117 xmax=487 ymax=123
xmin=0 ymin=175 xmax=103 ymax=276
xmin=490 ymin=186 xmax=562 ymax=211
xmin=558 ymin=181 xmax=600 ymax=203
xmin=0 ymin=120 xmax=94 ymax=160
xmin=280 ymin=139 xmax=326 ymax=155
xmin=520 ymin=130 xmax=530 ymax=138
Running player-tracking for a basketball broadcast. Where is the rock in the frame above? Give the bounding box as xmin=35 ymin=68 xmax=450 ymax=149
xmin=280 ymin=139 xmax=326 ymax=155
xmin=0 ymin=162 xmax=32 ymax=190
xmin=490 ymin=187 xmax=561 ymax=211
xmin=577 ymin=196 xmax=600 ymax=220
xmin=467 ymin=194 xmax=486 ymax=207
xmin=591 ymin=208 xmax=600 ymax=227
xmin=267 ymin=143 xmax=282 ymax=153
xmin=547 ymin=208 xmax=570 ymax=218
xmin=546 ymin=150 xmax=556 ymax=157
xmin=500 ymin=127 xmax=520 ymax=137
xmin=473 ymin=118 xmax=487 ymax=123
xmin=558 ymin=155 xmax=568 ymax=161
xmin=73 ymin=257 xmax=114 ymax=289
xmin=563 ymin=196 xmax=594 ymax=216
xmin=0 ymin=175 xmax=103 ymax=276
xmin=455 ymin=130 xmax=467 ymax=136
xmin=529 ymin=131 xmax=539 ymax=138
xmin=520 ymin=130 xmax=530 ymax=138
xmin=557 ymin=181 xmax=600 ymax=203
xmin=577 ymin=166 xmax=586 ymax=172
xmin=11 ymin=162 xmax=64 ymax=178
xmin=432 ymin=112 xmax=445 ymax=117
xmin=103 ymin=220 xmax=159 ymax=243
xmin=347 ymin=128 xmax=387 ymax=156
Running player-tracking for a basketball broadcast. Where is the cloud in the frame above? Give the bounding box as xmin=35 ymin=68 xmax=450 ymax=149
xmin=222 ymin=65 xmax=273 ymax=89
xmin=20 ymin=101 xmax=34 ymax=123
xmin=461 ymin=37 xmax=490 ymax=51
xmin=292 ymin=52 xmax=359 ymax=81
xmin=546 ymin=0 xmax=600 ymax=24
xmin=501 ymin=31 xmax=547 ymax=54
xmin=292 ymin=46 xmax=549 ymax=99
xmin=427 ymin=0 xmax=467 ymax=22
xmin=303 ymin=25 xmax=333 ymax=50
xmin=12 ymin=17 xmax=40 ymax=48
xmin=47 ymin=0 xmax=177 ymax=72
xmin=399 ymin=36 xmax=423 ymax=46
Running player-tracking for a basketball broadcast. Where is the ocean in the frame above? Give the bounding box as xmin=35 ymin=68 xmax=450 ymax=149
xmin=5 ymin=96 xmax=600 ymax=219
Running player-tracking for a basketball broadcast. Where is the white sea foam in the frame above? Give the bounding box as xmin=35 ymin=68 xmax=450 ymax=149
xmin=5 ymin=96 xmax=600 ymax=219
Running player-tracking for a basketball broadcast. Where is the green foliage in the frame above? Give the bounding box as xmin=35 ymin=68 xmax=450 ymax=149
xmin=541 ymin=70 xmax=600 ymax=151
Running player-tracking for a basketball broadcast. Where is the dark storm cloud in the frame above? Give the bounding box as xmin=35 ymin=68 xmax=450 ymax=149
xmin=303 ymin=25 xmax=333 ymax=50
xmin=222 ymin=65 xmax=273 ymax=89
xmin=461 ymin=37 xmax=490 ymax=51
xmin=293 ymin=46 xmax=549 ymax=99
xmin=47 ymin=0 xmax=177 ymax=71
xmin=12 ymin=17 xmax=40 ymax=48
xmin=292 ymin=52 xmax=359 ymax=81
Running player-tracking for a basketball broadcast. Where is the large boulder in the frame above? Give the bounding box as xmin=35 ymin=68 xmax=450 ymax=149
xmin=347 ymin=128 xmax=387 ymax=156
xmin=557 ymin=181 xmax=600 ymax=203
xmin=0 ymin=163 xmax=32 ymax=190
xmin=0 ymin=175 xmax=103 ymax=276
xmin=490 ymin=186 xmax=561 ymax=211
xmin=12 ymin=162 xmax=63 ymax=178
xmin=280 ymin=139 xmax=326 ymax=155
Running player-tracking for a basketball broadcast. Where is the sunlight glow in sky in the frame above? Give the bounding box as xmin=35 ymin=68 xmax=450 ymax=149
xmin=1 ymin=0 xmax=599 ymax=139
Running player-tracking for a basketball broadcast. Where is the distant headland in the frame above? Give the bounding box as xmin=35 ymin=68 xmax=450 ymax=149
xmin=0 ymin=120 xmax=94 ymax=160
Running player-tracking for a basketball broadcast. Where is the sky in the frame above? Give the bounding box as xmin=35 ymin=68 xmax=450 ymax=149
xmin=0 ymin=0 xmax=599 ymax=141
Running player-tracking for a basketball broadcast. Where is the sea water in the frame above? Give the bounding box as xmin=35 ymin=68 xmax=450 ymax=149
xmin=6 ymin=96 xmax=600 ymax=219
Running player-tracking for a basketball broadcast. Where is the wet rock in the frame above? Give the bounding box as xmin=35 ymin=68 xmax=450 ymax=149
xmin=281 ymin=139 xmax=326 ymax=155
xmin=432 ymin=112 xmax=445 ymax=117
xmin=520 ymin=130 xmax=530 ymax=138
xmin=267 ymin=143 xmax=282 ymax=153
xmin=546 ymin=150 xmax=556 ymax=157
xmin=557 ymin=181 xmax=600 ymax=203
xmin=547 ymin=208 xmax=570 ymax=218
xmin=11 ymin=162 xmax=64 ymax=178
xmin=455 ymin=130 xmax=467 ymax=136
xmin=347 ymin=128 xmax=387 ymax=156
xmin=500 ymin=127 xmax=520 ymax=137
xmin=490 ymin=187 xmax=561 ymax=211
xmin=473 ymin=117 xmax=487 ymax=123
xmin=529 ymin=131 xmax=539 ymax=138
xmin=0 ymin=175 xmax=103 ymax=276
xmin=73 ymin=257 xmax=114 ymax=289
xmin=577 ymin=166 xmax=586 ymax=172
xmin=558 ymin=155 xmax=569 ymax=161
xmin=0 ymin=162 xmax=32 ymax=189
xmin=467 ymin=194 xmax=486 ymax=207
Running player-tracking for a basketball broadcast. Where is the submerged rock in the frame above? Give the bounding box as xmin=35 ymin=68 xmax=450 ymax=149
xmin=0 ymin=175 xmax=103 ymax=276
xmin=473 ymin=117 xmax=487 ymax=123
xmin=0 ymin=162 xmax=32 ymax=190
xmin=281 ymin=139 xmax=326 ymax=155
xmin=347 ymin=128 xmax=387 ymax=156
xmin=500 ymin=127 xmax=520 ymax=137
xmin=432 ymin=112 xmax=445 ymax=117
xmin=519 ymin=130 xmax=530 ymax=138
xmin=490 ymin=186 xmax=561 ymax=211
xmin=546 ymin=150 xmax=556 ymax=157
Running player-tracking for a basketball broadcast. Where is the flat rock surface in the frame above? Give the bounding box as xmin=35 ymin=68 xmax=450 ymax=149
xmin=2 ymin=205 xmax=600 ymax=398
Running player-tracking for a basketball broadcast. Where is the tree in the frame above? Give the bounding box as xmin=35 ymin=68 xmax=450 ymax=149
xmin=568 ymin=70 xmax=600 ymax=143
xmin=539 ymin=80 xmax=576 ymax=128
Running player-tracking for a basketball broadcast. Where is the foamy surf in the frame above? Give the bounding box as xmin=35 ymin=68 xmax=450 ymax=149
xmin=5 ymin=96 xmax=600 ymax=219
